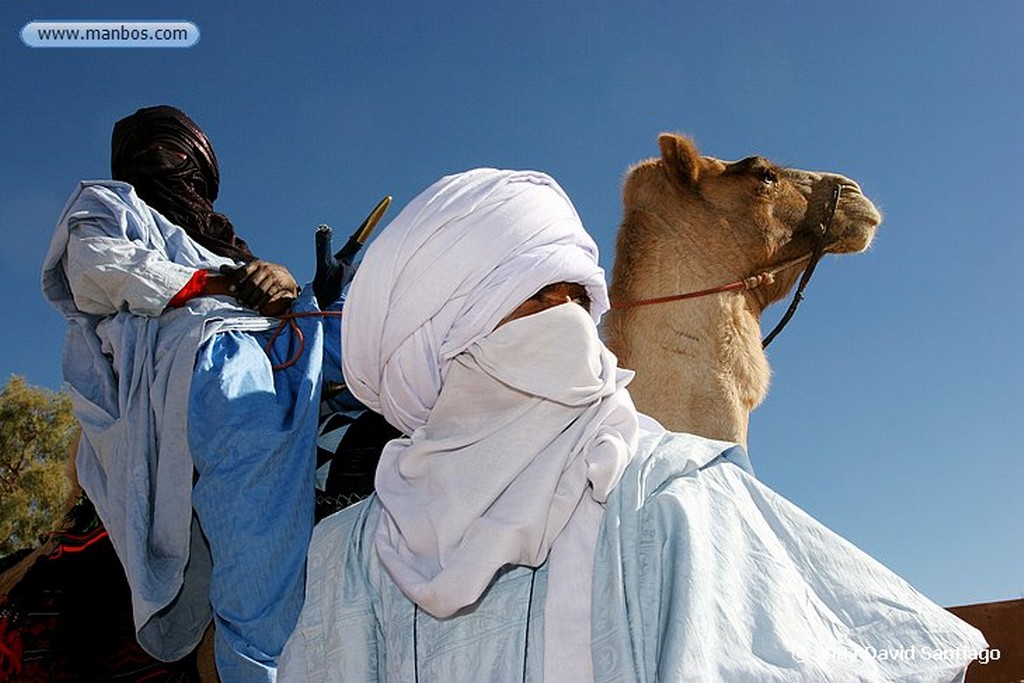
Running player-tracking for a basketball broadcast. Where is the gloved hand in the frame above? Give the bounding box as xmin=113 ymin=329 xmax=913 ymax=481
xmin=220 ymin=259 xmax=299 ymax=316
xmin=312 ymin=225 xmax=359 ymax=309
xmin=312 ymin=197 xmax=390 ymax=308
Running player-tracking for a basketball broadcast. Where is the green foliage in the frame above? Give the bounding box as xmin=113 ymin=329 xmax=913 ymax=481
xmin=0 ymin=375 xmax=76 ymax=555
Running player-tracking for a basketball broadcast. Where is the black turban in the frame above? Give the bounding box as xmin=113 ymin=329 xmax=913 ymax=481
xmin=111 ymin=105 xmax=254 ymax=262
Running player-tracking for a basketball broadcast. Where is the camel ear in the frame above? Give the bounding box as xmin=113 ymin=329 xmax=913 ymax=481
xmin=658 ymin=133 xmax=702 ymax=188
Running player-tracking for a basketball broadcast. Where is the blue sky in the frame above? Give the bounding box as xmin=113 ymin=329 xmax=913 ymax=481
xmin=2 ymin=2 xmax=1020 ymax=607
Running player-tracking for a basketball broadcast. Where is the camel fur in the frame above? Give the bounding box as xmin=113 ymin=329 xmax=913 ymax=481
xmin=604 ymin=134 xmax=882 ymax=447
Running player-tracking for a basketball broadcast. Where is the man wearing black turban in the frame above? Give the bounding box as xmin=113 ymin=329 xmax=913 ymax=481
xmin=42 ymin=106 xmax=350 ymax=683
xmin=111 ymin=105 xmax=298 ymax=314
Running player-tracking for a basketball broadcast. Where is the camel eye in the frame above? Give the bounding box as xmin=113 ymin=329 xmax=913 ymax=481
xmin=759 ymin=168 xmax=778 ymax=185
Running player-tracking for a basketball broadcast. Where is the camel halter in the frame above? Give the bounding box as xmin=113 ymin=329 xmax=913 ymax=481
xmin=609 ymin=182 xmax=843 ymax=349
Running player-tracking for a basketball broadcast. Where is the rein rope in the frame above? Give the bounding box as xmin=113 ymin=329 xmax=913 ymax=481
xmin=265 ymin=309 xmax=344 ymax=371
xmin=610 ymin=182 xmax=843 ymax=349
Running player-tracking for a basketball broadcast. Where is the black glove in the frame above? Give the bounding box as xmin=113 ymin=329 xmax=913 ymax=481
xmin=312 ymin=225 xmax=360 ymax=309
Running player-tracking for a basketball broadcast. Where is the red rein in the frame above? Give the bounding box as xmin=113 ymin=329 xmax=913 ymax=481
xmin=264 ymin=310 xmax=344 ymax=371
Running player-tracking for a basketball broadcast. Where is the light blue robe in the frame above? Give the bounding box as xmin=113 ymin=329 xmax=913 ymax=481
xmin=43 ymin=181 xmax=340 ymax=674
xmin=280 ymin=431 xmax=986 ymax=682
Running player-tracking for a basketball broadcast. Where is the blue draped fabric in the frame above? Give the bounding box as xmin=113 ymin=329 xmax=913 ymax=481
xmin=190 ymin=292 xmax=342 ymax=680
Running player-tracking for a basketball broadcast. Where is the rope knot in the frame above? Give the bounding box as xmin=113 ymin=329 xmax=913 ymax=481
xmin=743 ymin=272 xmax=774 ymax=290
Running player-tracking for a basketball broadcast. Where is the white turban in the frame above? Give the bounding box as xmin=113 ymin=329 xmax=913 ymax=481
xmin=341 ymin=168 xmax=609 ymax=435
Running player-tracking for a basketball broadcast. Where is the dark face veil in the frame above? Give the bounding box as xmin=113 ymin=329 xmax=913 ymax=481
xmin=111 ymin=105 xmax=255 ymax=262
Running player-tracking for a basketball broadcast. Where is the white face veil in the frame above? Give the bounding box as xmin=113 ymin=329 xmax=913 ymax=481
xmin=341 ymin=169 xmax=638 ymax=682
xmin=341 ymin=168 xmax=610 ymax=436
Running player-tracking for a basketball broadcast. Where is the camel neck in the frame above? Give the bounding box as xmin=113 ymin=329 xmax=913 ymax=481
xmin=606 ymin=290 xmax=766 ymax=450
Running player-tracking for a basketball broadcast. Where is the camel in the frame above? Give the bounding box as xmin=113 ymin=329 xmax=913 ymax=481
xmin=604 ymin=133 xmax=882 ymax=448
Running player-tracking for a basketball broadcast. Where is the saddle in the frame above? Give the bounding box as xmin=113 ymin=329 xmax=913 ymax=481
xmin=0 ymin=498 xmax=201 ymax=682
xmin=0 ymin=403 xmax=396 ymax=682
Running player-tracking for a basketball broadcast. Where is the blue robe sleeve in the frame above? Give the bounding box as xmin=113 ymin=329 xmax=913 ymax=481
xmin=63 ymin=185 xmax=199 ymax=316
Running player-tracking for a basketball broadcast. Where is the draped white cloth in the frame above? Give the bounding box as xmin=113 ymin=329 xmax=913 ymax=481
xmin=341 ymin=168 xmax=633 ymax=680
xmin=372 ymin=303 xmax=638 ymax=616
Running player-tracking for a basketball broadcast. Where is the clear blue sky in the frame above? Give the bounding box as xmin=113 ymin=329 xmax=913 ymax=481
xmin=2 ymin=2 xmax=1020 ymax=607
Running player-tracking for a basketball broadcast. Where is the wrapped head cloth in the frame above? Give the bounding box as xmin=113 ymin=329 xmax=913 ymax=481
xmin=342 ymin=168 xmax=610 ymax=435
xmin=111 ymin=105 xmax=254 ymax=262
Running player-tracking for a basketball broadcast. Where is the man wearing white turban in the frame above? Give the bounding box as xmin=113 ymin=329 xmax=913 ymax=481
xmin=280 ymin=169 xmax=986 ymax=682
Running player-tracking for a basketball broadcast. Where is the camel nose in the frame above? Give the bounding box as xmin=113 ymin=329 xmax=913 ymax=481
xmin=784 ymin=170 xmax=864 ymax=197
xmin=826 ymin=173 xmax=863 ymax=196
xmin=823 ymin=173 xmax=881 ymax=223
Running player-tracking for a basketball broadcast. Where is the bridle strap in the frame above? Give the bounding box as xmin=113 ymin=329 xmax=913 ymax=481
xmin=609 ymin=182 xmax=844 ymax=349
xmin=761 ymin=182 xmax=842 ymax=348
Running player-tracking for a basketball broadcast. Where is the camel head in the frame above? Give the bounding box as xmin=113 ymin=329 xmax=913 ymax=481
xmin=610 ymin=133 xmax=881 ymax=312
xmin=605 ymin=133 xmax=882 ymax=445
